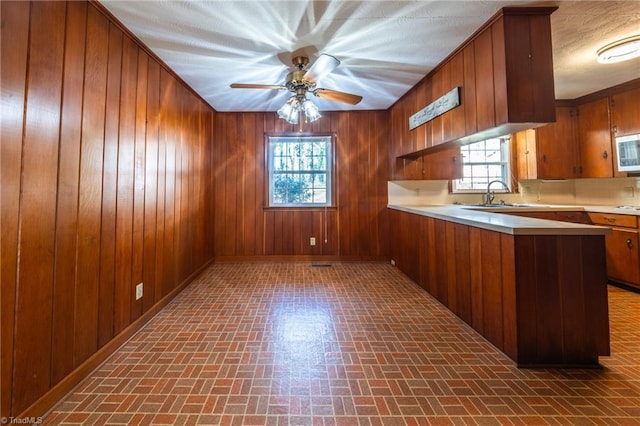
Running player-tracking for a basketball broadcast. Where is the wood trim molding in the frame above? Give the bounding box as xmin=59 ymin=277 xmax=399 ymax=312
xmin=213 ymin=255 xmax=389 ymax=263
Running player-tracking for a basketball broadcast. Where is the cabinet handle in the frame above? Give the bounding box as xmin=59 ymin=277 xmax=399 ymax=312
xmin=602 ymin=150 xmax=608 ymax=159
xmin=604 ymin=217 xmax=617 ymax=223
xmin=627 ymin=238 xmax=634 ymax=249
xmin=542 ymin=154 xmax=547 ymax=162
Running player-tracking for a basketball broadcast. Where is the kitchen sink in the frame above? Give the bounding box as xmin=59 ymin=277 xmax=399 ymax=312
xmin=465 ymin=203 xmax=539 ymax=208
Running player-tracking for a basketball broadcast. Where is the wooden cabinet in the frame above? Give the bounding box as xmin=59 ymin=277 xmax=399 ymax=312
xmin=589 ymin=212 xmax=640 ymax=288
xmin=577 ymin=98 xmax=614 ymax=178
xmin=394 ymin=7 xmax=556 ymax=161
xmin=515 ymin=106 xmax=580 ymax=179
xmin=611 ymin=86 xmax=640 ymax=137
xmin=536 ymin=106 xmax=580 ymax=178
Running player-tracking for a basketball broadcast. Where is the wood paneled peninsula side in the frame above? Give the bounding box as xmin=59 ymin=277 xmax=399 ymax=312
xmin=388 ymin=204 xmax=611 ymax=368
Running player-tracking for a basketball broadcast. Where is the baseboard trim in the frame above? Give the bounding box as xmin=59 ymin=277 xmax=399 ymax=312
xmin=213 ymin=255 xmax=390 ymax=262
xmin=20 ymin=258 xmax=214 ymax=420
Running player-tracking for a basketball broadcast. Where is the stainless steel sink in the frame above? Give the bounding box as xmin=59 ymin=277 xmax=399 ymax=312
xmin=465 ymin=203 xmax=539 ymax=208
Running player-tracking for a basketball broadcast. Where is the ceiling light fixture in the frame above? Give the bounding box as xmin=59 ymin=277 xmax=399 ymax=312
xmin=277 ymin=95 xmax=321 ymax=125
xmin=597 ymin=35 xmax=640 ymax=64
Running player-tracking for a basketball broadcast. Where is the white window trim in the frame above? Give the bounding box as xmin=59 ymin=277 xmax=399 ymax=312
xmin=452 ymin=137 xmax=511 ymax=193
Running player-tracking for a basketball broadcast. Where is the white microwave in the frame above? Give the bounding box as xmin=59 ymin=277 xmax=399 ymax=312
xmin=616 ymin=134 xmax=640 ymax=172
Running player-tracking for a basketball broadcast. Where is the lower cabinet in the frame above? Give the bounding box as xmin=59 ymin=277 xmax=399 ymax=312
xmin=588 ymin=212 xmax=640 ymax=288
xmin=388 ymin=208 xmax=610 ymax=367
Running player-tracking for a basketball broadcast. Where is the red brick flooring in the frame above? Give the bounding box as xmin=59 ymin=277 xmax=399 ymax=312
xmin=44 ymin=262 xmax=640 ymax=425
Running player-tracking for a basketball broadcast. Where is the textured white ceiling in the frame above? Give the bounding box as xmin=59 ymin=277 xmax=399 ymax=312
xmin=100 ymin=0 xmax=640 ymax=112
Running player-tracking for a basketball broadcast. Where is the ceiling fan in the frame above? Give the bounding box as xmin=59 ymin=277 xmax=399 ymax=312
xmin=230 ymin=54 xmax=363 ymax=123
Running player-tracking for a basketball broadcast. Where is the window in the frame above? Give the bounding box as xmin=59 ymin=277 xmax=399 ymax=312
xmin=267 ymin=135 xmax=332 ymax=207
xmin=452 ymin=137 xmax=511 ymax=192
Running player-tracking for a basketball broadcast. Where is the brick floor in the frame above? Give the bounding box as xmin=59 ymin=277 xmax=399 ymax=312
xmin=44 ymin=262 xmax=640 ymax=425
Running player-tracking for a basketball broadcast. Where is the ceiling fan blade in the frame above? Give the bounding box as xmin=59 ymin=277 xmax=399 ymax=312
xmin=304 ymin=54 xmax=340 ymax=83
xmin=314 ymin=88 xmax=362 ymax=105
xmin=230 ymin=83 xmax=287 ymax=90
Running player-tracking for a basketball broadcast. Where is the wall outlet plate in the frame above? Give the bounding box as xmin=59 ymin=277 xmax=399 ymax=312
xmin=310 ymin=237 xmax=316 ymax=246
xmin=135 ymin=283 xmax=143 ymax=300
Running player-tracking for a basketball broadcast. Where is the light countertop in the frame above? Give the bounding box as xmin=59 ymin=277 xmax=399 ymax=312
xmin=388 ymin=204 xmax=613 ymax=236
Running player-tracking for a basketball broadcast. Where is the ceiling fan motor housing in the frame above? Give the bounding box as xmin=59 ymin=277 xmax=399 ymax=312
xmin=285 ymin=68 xmax=316 ymax=94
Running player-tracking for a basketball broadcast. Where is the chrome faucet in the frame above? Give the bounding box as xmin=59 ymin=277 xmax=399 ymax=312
xmin=485 ymin=180 xmax=510 ymax=205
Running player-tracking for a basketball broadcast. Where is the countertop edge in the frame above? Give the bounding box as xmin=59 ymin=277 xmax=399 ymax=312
xmin=388 ymin=204 xmax=612 ymax=236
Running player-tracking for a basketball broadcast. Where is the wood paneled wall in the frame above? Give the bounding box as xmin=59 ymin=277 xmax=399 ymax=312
xmin=1 ymin=1 xmax=214 ymax=417
xmin=213 ymin=111 xmax=390 ymax=260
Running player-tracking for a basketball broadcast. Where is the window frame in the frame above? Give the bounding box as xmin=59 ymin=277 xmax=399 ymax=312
xmin=451 ymin=136 xmax=512 ymax=193
xmin=265 ymin=133 xmax=335 ymax=208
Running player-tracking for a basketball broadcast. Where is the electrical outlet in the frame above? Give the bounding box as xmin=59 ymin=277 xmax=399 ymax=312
xmin=390 ymin=259 xmax=396 ymax=266
xmin=136 ymin=283 xmax=143 ymax=300
xmin=310 ymin=237 xmax=316 ymax=246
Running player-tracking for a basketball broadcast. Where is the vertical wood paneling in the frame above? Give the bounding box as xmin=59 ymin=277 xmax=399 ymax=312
xmin=162 ymin=69 xmax=177 ymax=297
xmin=0 ymin=1 xmax=30 ymax=416
xmin=474 ymin=29 xmax=495 ymax=131
xmin=143 ymin=59 xmax=160 ymax=312
xmin=491 ymin=17 xmax=508 ymax=125
xmin=513 ymin=236 xmax=538 ymax=365
xmin=74 ymin=4 xmax=108 ymax=365
xmin=114 ymin=37 xmax=138 ymax=334
xmin=453 ymin=224 xmax=471 ymax=324
xmin=449 ymin=52 xmax=466 ymax=140
xmin=534 ymin=236 xmax=563 ymax=362
xmin=469 ymin=227 xmax=484 ymax=334
xmin=2 ymin=2 xmax=215 ymax=418
xmin=481 ymin=231 xmax=504 ymax=350
xmin=581 ymin=235 xmax=610 ymax=356
xmin=155 ymin=72 xmax=171 ymax=299
xmin=51 ymin=0 xmax=87 ymax=384
xmin=131 ymin=51 xmax=148 ymax=322
xmin=500 ymin=234 xmax=517 ymax=361
xmin=215 ymin=110 xmax=388 ymax=259
xmin=98 ymin=22 xmax=123 ymax=348
xmin=392 ymin=209 xmax=609 ymax=367
xmin=556 ymin=236 xmax=586 ymax=363
xmin=12 ymin=1 xmax=66 ymax=413
xmin=463 ymin=43 xmax=477 ymax=135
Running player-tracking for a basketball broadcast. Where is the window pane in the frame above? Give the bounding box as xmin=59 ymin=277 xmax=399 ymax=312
xmin=269 ymin=136 xmax=332 ymax=206
xmin=453 ymin=137 xmax=511 ymax=192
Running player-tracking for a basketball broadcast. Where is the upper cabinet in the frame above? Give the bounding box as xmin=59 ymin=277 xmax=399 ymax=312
xmin=514 ymin=80 xmax=639 ymax=180
xmin=515 ymin=105 xmax=580 ymax=179
xmin=577 ymin=98 xmax=614 ymax=178
xmin=611 ymin=86 xmax=640 ymax=137
xmin=391 ymin=7 xmax=557 ymax=166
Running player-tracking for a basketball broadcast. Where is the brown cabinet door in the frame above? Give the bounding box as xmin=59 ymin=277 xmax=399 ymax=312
xmin=611 ymin=87 xmax=640 ymax=137
xmin=514 ymin=129 xmax=537 ymax=180
xmin=577 ymin=98 xmax=614 ymax=177
xmin=605 ymin=228 xmax=640 ymax=286
xmin=536 ymin=106 xmax=579 ymax=178
xmin=422 ymin=148 xmax=463 ymax=180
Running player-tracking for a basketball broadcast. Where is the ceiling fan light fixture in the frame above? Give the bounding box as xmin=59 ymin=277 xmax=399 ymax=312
xmin=597 ymin=35 xmax=640 ymax=64
xmin=277 ymin=96 xmax=299 ymax=124
xmin=277 ymin=96 xmax=321 ymax=125
xmin=302 ymin=99 xmax=321 ymax=122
